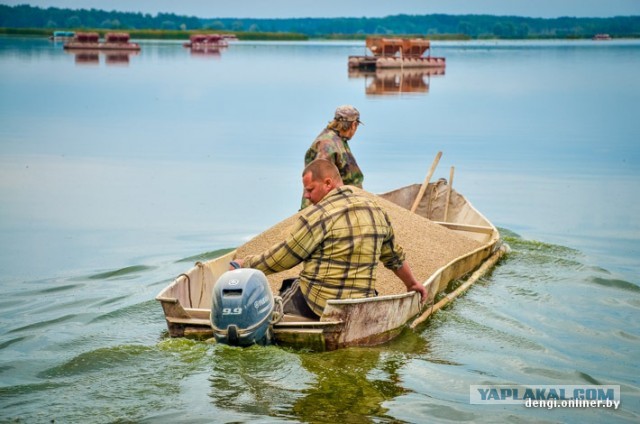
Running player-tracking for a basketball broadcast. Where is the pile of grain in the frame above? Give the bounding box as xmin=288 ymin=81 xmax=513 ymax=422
xmin=235 ymin=187 xmax=484 ymax=296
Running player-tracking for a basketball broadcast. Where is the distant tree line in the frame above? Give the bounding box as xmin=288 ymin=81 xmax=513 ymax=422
xmin=1 ymin=4 xmax=639 ymax=39
xmin=209 ymin=15 xmax=640 ymax=39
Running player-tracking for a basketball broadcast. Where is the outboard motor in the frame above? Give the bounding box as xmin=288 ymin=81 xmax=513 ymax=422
xmin=210 ymin=268 xmax=279 ymax=347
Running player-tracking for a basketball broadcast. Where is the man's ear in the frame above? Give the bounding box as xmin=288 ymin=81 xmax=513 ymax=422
xmin=324 ymin=177 xmax=334 ymax=188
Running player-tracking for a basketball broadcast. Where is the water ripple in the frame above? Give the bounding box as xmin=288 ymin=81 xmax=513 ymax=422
xmin=8 ymin=314 xmax=78 ymax=334
xmin=37 ymin=344 xmax=155 ymax=378
xmin=89 ymin=299 xmax=159 ymax=325
xmin=586 ymin=276 xmax=640 ymax=292
xmin=38 ymin=283 xmax=83 ymax=294
xmin=0 ymin=335 xmax=31 ymax=350
xmin=176 ymin=248 xmax=234 ymax=263
xmin=87 ymin=265 xmax=156 ymax=280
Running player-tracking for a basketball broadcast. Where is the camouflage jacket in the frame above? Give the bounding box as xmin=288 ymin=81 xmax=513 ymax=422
xmin=301 ymin=127 xmax=364 ymax=209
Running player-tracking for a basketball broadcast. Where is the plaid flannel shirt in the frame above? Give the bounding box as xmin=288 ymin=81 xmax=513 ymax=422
xmin=243 ymin=186 xmax=405 ymax=316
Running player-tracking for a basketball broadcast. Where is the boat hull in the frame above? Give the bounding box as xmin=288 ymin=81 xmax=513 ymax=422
xmin=156 ymin=181 xmax=503 ymax=350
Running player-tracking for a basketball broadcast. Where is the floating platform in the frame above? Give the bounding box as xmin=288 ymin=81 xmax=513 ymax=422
xmin=183 ymin=34 xmax=230 ymax=49
xmin=64 ymin=32 xmax=141 ymax=51
xmin=349 ymin=37 xmax=445 ymax=70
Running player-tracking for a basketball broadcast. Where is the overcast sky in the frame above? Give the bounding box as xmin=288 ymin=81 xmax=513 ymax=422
xmin=3 ymin=0 xmax=640 ymax=19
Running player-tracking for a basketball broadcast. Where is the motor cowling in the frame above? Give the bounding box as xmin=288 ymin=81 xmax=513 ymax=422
xmin=210 ymin=268 xmax=275 ymax=346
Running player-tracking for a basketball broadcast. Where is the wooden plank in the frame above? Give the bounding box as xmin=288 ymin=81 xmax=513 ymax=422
xmin=432 ymin=221 xmax=494 ymax=234
xmin=156 ymin=296 xmax=178 ymax=304
xmin=184 ymin=308 xmax=210 ymax=320
xmin=410 ymin=151 xmax=442 ymax=213
xmin=444 ymin=166 xmax=455 ymax=221
xmin=166 ymin=316 xmax=211 ymax=326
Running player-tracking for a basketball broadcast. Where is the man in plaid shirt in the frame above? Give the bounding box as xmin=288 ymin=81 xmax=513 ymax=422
xmin=233 ymin=159 xmax=427 ymax=319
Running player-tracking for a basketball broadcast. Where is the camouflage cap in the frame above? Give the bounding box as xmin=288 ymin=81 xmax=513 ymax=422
xmin=334 ymin=105 xmax=363 ymax=125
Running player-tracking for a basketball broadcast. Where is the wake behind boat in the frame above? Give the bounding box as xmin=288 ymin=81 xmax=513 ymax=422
xmin=156 ymin=157 xmax=507 ymax=351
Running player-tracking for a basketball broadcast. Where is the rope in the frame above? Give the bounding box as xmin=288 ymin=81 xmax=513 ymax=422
xmin=270 ymin=296 xmax=284 ymax=325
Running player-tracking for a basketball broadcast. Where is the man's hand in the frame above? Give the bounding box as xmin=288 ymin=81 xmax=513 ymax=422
xmin=229 ymin=258 xmax=244 ymax=270
xmin=409 ymin=281 xmax=428 ymax=304
xmin=393 ymin=261 xmax=428 ymax=304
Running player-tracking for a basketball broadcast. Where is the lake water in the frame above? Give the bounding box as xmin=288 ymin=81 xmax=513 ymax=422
xmin=0 ymin=36 xmax=638 ymax=423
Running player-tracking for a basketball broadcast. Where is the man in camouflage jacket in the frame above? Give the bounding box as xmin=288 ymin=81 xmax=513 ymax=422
xmin=301 ymin=105 xmax=364 ymax=209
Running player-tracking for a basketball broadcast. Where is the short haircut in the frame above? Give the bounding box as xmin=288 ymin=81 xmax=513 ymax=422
xmin=303 ymin=159 xmax=342 ymax=182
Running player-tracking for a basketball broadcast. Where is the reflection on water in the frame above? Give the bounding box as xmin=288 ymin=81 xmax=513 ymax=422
xmin=188 ymin=46 xmax=224 ymax=58
xmin=291 ymin=333 xmax=428 ymax=422
xmin=349 ymin=67 xmax=445 ymax=96
xmin=207 ymin=345 xmax=311 ymax=417
xmin=66 ymin=49 xmax=139 ymax=66
xmin=293 ymin=349 xmax=398 ymax=421
xmin=206 ymin=331 xmax=429 ymax=422
xmin=105 ymin=51 xmax=137 ymax=66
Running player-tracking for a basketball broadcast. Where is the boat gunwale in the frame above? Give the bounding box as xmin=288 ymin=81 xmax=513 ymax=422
xmin=422 ymin=233 xmax=499 ymax=289
xmin=420 ymin=192 xmax=501 ymax=291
